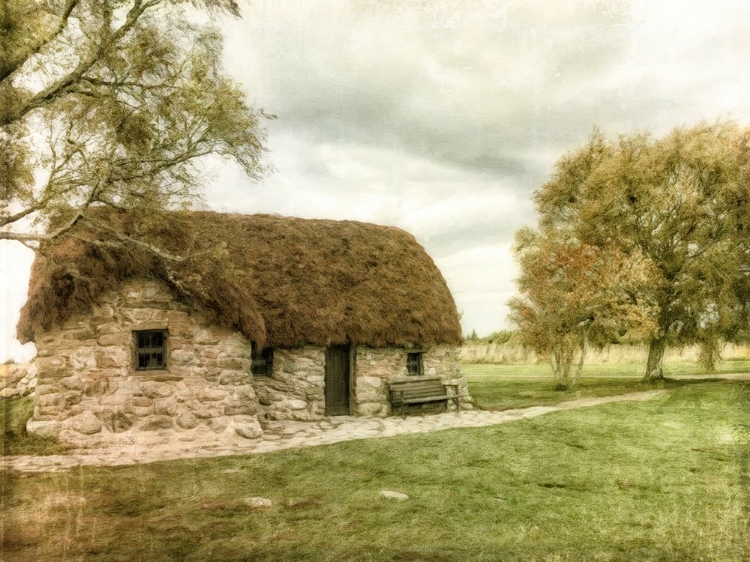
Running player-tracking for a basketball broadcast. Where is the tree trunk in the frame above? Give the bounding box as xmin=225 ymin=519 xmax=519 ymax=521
xmin=644 ymin=337 xmax=667 ymax=382
xmin=698 ymin=335 xmax=720 ymax=373
xmin=551 ymin=343 xmax=572 ymax=390
xmin=574 ymin=327 xmax=589 ymax=386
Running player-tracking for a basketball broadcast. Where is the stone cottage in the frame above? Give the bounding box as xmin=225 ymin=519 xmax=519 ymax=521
xmin=18 ymin=211 xmax=470 ymax=443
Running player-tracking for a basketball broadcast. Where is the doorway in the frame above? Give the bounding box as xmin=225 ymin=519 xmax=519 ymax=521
xmin=325 ymin=345 xmax=351 ymax=415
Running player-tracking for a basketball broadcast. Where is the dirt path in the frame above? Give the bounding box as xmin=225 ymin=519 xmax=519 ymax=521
xmin=1 ymin=389 xmax=667 ymax=473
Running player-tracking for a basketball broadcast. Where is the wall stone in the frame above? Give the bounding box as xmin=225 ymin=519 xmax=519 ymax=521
xmin=253 ymin=347 xmax=326 ymax=421
xmin=0 ymin=363 xmax=38 ymax=398
xmin=28 ymin=279 xmax=263 ymax=443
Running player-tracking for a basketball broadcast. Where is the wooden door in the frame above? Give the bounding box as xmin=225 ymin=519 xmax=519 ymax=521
xmin=325 ymin=345 xmax=350 ymax=416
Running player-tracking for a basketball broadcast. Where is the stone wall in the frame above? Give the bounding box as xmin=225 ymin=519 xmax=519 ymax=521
xmin=353 ymin=345 xmax=472 ymax=416
xmin=27 ymin=277 xmax=472 ymax=442
xmin=29 ymin=279 xmax=263 ymax=444
xmin=250 ymin=345 xmax=473 ymax=420
xmin=254 ymin=346 xmax=326 ymax=421
xmin=0 ymin=363 xmax=37 ymax=398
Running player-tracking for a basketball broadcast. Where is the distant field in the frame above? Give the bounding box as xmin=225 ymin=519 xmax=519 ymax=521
xmin=461 ymin=358 xmax=750 ymax=379
xmin=461 ymin=360 xmax=750 ymax=410
xmin=3 ymin=382 xmax=748 ymax=561
xmin=460 ymin=341 xmax=750 ymax=366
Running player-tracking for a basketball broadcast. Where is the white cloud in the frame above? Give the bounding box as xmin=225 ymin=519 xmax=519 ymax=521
xmin=5 ymin=0 xmax=750 ymax=357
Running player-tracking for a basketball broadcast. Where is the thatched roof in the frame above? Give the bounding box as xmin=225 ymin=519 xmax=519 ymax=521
xmin=18 ymin=211 xmax=462 ymax=348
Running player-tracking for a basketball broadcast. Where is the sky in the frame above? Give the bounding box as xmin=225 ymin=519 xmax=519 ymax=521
xmin=4 ymin=0 xmax=750 ymax=361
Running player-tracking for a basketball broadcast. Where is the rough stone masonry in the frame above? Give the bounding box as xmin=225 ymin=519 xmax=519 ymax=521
xmin=26 ymin=278 xmax=470 ymax=447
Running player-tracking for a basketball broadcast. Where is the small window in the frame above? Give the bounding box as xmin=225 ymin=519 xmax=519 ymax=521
xmin=134 ymin=330 xmax=167 ymax=370
xmin=406 ymin=352 xmax=423 ymax=376
xmin=251 ymin=345 xmax=274 ymax=377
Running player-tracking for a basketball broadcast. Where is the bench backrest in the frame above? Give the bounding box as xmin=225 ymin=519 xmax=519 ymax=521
xmin=388 ymin=378 xmax=445 ymax=399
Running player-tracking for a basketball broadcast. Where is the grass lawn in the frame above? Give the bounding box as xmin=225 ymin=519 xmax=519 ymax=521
xmin=2 ymin=381 xmax=749 ymax=561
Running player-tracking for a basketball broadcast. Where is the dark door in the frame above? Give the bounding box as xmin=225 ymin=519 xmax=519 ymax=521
xmin=325 ymin=345 xmax=350 ymax=416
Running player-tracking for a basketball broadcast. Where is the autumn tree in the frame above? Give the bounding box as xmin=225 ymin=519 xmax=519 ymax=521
xmin=533 ymin=123 xmax=750 ymax=381
xmin=1 ymin=0 xmax=268 ymax=252
xmin=508 ymin=228 xmax=657 ymax=389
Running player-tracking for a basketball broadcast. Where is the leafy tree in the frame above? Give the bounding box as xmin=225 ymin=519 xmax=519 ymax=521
xmin=1 ymin=0 xmax=268 ymax=253
xmin=533 ymin=123 xmax=750 ymax=380
xmin=508 ymin=228 xmax=657 ymax=388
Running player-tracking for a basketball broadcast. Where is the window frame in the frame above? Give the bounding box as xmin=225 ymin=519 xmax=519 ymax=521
xmin=251 ymin=344 xmax=274 ymax=377
xmin=406 ymin=351 xmax=424 ymax=377
xmin=133 ymin=329 xmax=168 ymax=371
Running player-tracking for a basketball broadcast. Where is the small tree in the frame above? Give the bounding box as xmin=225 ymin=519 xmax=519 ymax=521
xmin=509 ymin=228 xmax=657 ymax=389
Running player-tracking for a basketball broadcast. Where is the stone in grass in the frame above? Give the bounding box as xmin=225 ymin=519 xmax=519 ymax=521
xmin=380 ymin=490 xmax=409 ymax=501
xmin=243 ymin=497 xmax=273 ymax=509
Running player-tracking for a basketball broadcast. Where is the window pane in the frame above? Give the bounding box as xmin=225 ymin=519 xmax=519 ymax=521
xmin=407 ymin=352 xmax=422 ymax=376
xmin=134 ymin=330 xmax=167 ymax=370
xmin=251 ymin=346 xmax=273 ymax=376
xmin=138 ymin=353 xmax=150 ymax=369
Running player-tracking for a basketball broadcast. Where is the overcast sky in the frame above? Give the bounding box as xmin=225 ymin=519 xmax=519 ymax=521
xmin=4 ymin=0 xmax=750 ymax=361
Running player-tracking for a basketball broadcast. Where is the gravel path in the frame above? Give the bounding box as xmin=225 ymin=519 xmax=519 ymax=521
xmin=1 ymin=389 xmax=668 ymax=474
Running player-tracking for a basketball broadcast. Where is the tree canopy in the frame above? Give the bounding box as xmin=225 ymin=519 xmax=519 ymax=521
xmin=1 ymin=0 xmax=268 ymax=250
xmin=517 ymin=123 xmax=750 ymax=381
xmin=509 ymin=228 xmax=657 ymax=388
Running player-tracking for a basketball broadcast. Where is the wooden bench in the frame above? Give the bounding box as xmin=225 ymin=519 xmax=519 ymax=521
xmin=387 ymin=377 xmax=460 ymax=418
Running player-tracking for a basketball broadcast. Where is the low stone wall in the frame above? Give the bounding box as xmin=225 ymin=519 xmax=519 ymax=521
xmin=354 ymin=345 xmax=472 ymax=416
xmin=0 ymin=363 xmax=37 ymax=398
xmin=29 ymin=279 xmax=263 ymax=444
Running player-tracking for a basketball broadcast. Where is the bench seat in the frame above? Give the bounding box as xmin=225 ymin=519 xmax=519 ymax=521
xmin=387 ymin=377 xmax=460 ymax=418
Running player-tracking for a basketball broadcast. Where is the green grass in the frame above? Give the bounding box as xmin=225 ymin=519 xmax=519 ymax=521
xmin=2 ymin=382 xmax=750 ymax=561
xmin=465 ymin=374 xmax=686 ymax=411
xmin=1 ymin=396 xmax=69 ymax=456
xmin=461 ymin=359 xmax=750 ymax=410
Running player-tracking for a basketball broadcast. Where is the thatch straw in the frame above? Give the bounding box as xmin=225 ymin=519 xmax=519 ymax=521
xmin=18 ymin=210 xmax=462 ymax=348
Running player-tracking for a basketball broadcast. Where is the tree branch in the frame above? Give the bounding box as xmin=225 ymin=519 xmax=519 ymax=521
xmin=81 ymin=216 xmax=185 ymax=262
xmin=0 ymin=0 xmax=82 ymax=83
xmin=4 ymin=0 xmax=165 ymax=127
